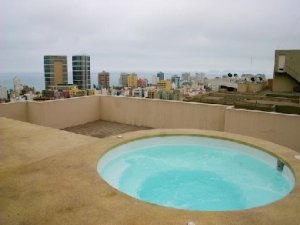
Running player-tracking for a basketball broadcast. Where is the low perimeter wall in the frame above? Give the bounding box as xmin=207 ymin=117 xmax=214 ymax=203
xmin=0 ymin=102 xmax=28 ymax=122
xmin=224 ymin=108 xmax=300 ymax=152
xmin=0 ymin=95 xmax=101 ymax=129
xmin=99 ymin=96 xmax=227 ymax=131
xmin=1 ymin=95 xmax=300 ymax=152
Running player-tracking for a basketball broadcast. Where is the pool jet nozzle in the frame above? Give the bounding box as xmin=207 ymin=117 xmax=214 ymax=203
xmin=277 ymin=159 xmax=285 ymax=172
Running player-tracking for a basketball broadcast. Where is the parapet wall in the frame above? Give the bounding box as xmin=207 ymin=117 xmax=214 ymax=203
xmin=0 ymin=95 xmax=300 ymax=152
xmin=0 ymin=102 xmax=28 ymax=122
xmin=99 ymin=96 xmax=226 ymax=131
xmin=0 ymin=95 xmax=101 ymax=129
xmin=224 ymin=108 xmax=300 ymax=152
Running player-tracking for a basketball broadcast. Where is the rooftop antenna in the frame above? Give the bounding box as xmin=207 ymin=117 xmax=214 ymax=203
xmin=250 ymin=56 xmax=253 ymax=75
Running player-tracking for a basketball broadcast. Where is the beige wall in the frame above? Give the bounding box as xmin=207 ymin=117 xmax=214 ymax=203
xmin=1 ymin=95 xmax=300 ymax=151
xmin=0 ymin=102 xmax=27 ymax=122
xmin=273 ymin=50 xmax=300 ymax=92
xmin=247 ymin=83 xmax=264 ymax=93
xmin=274 ymin=50 xmax=300 ymax=80
xmin=237 ymin=83 xmax=248 ymax=93
xmin=0 ymin=96 xmax=102 ymax=128
xmin=237 ymin=83 xmax=265 ymax=93
xmin=27 ymin=96 xmax=101 ymax=129
xmin=99 ymin=96 xmax=227 ymax=131
xmin=224 ymin=107 xmax=300 ymax=152
xmin=273 ymin=74 xmax=298 ymax=92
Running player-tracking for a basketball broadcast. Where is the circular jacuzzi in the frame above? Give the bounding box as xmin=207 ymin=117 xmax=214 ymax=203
xmin=97 ymin=135 xmax=295 ymax=211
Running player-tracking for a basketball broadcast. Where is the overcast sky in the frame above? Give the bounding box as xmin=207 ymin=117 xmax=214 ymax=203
xmin=1 ymin=0 xmax=300 ymax=76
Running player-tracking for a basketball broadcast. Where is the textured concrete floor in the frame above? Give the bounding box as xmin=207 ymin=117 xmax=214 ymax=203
xmin=1 ymin=117 xmax=300 ymax=225
xmin=63 ymin=120 xmax=151 ymax=138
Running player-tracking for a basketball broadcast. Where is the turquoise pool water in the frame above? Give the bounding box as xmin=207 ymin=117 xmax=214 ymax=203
xmin=97 ymin=136 xmax=295 ymax=211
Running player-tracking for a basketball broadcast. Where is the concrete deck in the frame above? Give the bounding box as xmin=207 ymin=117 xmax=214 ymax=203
xmin=1 ymin=117 xmax=300 ymax=225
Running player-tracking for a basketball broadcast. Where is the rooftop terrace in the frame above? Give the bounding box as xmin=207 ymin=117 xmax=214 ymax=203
xmin=1 ymin=95 xmax=300 ymax=224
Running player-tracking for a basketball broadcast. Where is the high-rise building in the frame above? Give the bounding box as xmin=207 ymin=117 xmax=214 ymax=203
xmin=119 ymin=72 xmax=138 ymax=87
xmin=127 ymin=74 xmax=138 ymax=88
xmin=72 ymin=55 xmax=91 ymax=90
xmin=44 ymin=55 xmax=68 ymax=89
xmin=157 ymin=72 xmax=164 ymax=81
xmin=157 ymin=80 xmax=171 ymax=91
xmin=151 ymin=75 xmax=158 ymax=85
xmin=0 ymin=85 xmax=7 ymax=100
xmin=119 ymin=73 xmax=129 ymax=87
xmin=137 ymin=78 xmax=148 ymax=88
xmin=195 ymin=72 xmax=206 ymax=84
xmin=181 ymin=72 xmax=191 ymax=81
xmin=98 ymin=70 xmax=110 ymax=89
xmin=171 ymin=75 xmax=180 ymax=88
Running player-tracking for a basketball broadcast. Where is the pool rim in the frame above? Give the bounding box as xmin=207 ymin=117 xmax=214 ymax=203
xmin=96 ymin=129 xmax=299 ymax=212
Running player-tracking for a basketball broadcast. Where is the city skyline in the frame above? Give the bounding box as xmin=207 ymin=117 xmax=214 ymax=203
xmin=1 ymin=0 xmax=300 ymax=76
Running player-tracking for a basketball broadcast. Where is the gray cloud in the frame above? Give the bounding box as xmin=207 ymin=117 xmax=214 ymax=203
xmin=1 ymin=0 xmax=300 ymax=75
